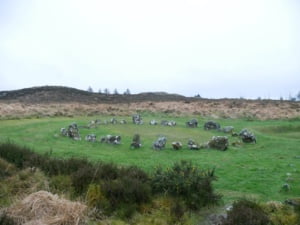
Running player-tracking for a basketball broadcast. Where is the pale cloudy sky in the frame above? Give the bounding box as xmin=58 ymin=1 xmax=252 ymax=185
xmin=0 ymin=0 xmax=299 ymax=99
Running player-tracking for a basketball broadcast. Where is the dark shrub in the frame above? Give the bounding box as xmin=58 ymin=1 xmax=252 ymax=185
xmin=0 ymin=212 xmax=17 ymax=225
xmin=40 ymin=158 xmax=64 ymax=176
xmin=151 ymin=160 xmax=221 ymax=210
xmin=0 ymin=142 xmax=35 ymax=169
xmin=102 ymin=177 xmax=151 ymax=207
xmin=63 ymin=158 xmax=92 ymax=175
xmin=96 ymin=162 xmax=119 ymax=180
xmin=49 ymin=175 xmax=73 ymax=194
xmin=119 ymin=165 xmax=149 ymax=183
xmin=71 ymin=164 xmax=96 ymax=194
xmin=223 ymin=199 xmax=271 ymax=225
xmin=169 ymin=199 xmax=185 ymax=224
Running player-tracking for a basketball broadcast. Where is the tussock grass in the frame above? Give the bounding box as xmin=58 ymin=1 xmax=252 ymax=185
xmin=6 ymin=191 xmax=87 ymax=225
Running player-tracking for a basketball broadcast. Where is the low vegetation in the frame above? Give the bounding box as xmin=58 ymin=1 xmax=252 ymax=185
xmin=0 ymin=142 xmax=221 ymax=224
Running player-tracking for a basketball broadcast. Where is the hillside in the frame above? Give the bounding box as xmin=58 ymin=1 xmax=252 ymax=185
xmin=0 ymin=86 xmax=299 ymax=120
xmin=0 ymin=86 xmax=189 ymax=103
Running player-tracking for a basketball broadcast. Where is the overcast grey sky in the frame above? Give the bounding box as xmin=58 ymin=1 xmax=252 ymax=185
xmin=0 ymin=0 xmax=299 ymax=99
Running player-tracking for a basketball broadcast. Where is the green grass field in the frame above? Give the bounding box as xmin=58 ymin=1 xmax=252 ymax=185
xmin=0 ymin=115 xmax=299 ymax=204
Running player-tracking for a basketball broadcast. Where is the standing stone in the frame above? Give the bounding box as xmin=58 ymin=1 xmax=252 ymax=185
xmin=131 ymin=134 xmax=142 ymax=148
xmin=132 ymin=114 xmax=143 ymax=125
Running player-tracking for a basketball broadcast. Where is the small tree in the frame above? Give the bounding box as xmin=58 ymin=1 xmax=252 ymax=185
xmin=124 ymin=88 xmax=131 ymax=95
xmin=297 ymin=91 xmax=300 ymax=101
xmin=87 ymin=86 xmax=93 ymax=92
xmin=114 ymin=88 xmax=119 ymax=95
xmin=98 ymin=89 xmax=102 ymax=94
xmin=104 ymin=88 xmax=110 ymax=95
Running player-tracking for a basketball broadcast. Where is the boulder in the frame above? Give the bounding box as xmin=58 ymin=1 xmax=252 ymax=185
xmin=110 ymin=117 xmax=118 ymax=124
xmin=172 ymin=141 xmax=182 ymax=150
xmin=208 ymin=136 xmax=229 ymax=151
xmin=88 ymin=119 xmax=101 ymax=128
xmin=161 ymin=120 xmax=177 ymax=126
xmin=153 ymin=136 xmax=167 ymax=150
xmin=187 ymin=139 xmax=201 ymax=150
xmin=186 ymin=119 xmax=198 ymax=128
xmin=239 ymin=129 xmax=256 ymax=143
xmin=85 ymin=134 xmax=97 ymax=142
xmin=120 ymin=119 xmax=127 ymax=124
xmin=149 ymin=119 xmax=158 ymax=125
xmin=220 ymin=126 xmax=234 ymax=133
xmin=100 ymin=135 xmax=121 ymax=144
xmin=204 ymin=121 xmax=221 ymax=130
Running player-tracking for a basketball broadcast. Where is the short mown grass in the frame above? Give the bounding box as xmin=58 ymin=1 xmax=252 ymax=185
xmin=0 ymin=115 xmax=299 ymax=204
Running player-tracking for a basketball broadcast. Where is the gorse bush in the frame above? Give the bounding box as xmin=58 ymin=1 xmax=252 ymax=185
xmin=101 ymin=177 xmax=151 ymax=219
xmin=102 ymin=177 xmax=151 ymax=207
xmin=86 ymin=184 xmax=107 ymax=208
xmin=262 ymin=201 xmax=300 ymax=225
xmin=151 ymin=160 xmax=221 ymax=210
xmin=223 ymin=199 xmax=271 ymax=225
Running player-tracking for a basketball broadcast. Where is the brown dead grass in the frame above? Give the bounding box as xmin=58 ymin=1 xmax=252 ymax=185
xmin=6 ymin=191 xmax=87 ymax=225
xmin=0 ymin=100 xmax=299 ymax=120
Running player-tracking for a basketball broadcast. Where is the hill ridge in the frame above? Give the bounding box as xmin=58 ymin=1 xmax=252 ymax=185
xmin=0 ymin=86 xmax=191 ymax=104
